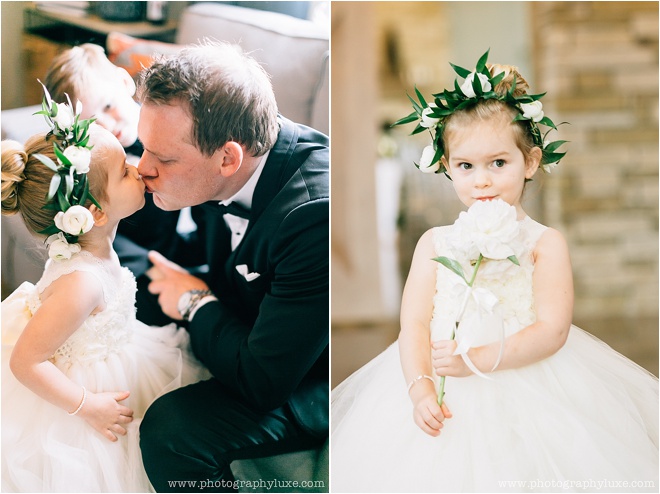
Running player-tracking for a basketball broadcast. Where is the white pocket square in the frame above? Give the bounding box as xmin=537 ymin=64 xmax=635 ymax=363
xmin=236 ymin=264 xmax=261 ymax=282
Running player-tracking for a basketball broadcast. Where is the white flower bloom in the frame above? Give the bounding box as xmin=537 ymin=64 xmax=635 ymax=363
xmin=53 ymin=103 xmax=75 ymax=129
xmin=460 ymin=72 xmax=492 ymax=98
xmin=54 ymin=205 xmax=95 ymax=236
xmin=519 ymin=101 xmax=544 ymax=123
xmin=62 ymin=146 xmax=92 ymax=174
xmin=418 ymin=145 xmax=441 ymax=173
xmin=447 ymin=199 xmax=520 ymax=261
xmin=46 ymin=232 xmax=81 ymax=261
xmin=420 ymin=104 xmax=440 ymax=128
xmin=542 ymin=162 xmax=559 ymax=173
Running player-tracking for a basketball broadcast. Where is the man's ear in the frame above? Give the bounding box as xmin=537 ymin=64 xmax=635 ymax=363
xmin=526 ymin=147 xmax=542 ymax=179
xmin=89 ymin=205 xmax=108 ymax=227
xmin=218 ymin=141 xmax=244 ymax=178
xmin=116 ymin=67 xmax=136 ymax=97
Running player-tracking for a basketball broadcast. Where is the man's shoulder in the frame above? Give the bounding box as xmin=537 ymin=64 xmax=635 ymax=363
xmin=277 ymin=116 xmax=329 ymax=153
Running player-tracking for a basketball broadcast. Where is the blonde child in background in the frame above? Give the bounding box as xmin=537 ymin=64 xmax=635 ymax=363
xmin=1 ymin=88 xmax=209 ymax=492
xmin=331 ymin=51 xmax=658 ymax=493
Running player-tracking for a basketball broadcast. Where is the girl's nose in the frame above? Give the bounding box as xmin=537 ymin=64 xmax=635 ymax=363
xmin=128 ymin=165 xmax=141 ymax=179
xmin=474 ymin=167 xmax=491 ymax=187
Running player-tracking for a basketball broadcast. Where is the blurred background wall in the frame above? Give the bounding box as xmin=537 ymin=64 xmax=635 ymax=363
xmin=331 ymin=1 xmax=658 ymax=387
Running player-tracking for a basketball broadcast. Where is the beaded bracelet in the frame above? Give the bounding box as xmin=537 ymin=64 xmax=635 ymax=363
xmin=68 ymin=386 xmax=87 ymax=416
xmin=407 ymin=374 xmax=435 ymax=393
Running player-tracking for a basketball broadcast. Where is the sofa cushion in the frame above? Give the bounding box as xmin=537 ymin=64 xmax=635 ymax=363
xmin=106 ymin=32 xmax=185 ymax=78
xmin=175 ymin=3 xmax=329 ymax=134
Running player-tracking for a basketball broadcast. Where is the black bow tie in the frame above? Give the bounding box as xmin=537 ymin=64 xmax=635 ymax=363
xmin=216 ymin=202 xmax=251 ymax=219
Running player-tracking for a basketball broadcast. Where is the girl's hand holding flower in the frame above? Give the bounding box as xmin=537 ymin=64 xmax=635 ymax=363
xmin=432 ymin=340 xmax=473 ymax=378
xmin=409 ymin=380 xmax=453 ymax=437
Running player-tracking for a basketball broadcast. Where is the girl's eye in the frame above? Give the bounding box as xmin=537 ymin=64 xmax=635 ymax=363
xmin=123 ymin=166 xmax=129 ymax=177
xmin=493 ymin=159 xmax=505 ymax=168
xmin=104 ymin=104 xmax=112 ymax=112
xmin=458 ymin=162 xmax=472 ymax=170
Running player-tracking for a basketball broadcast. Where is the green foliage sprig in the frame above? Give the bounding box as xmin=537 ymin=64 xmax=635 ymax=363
xmin=32 ymin=81 xmax=100 ymax=239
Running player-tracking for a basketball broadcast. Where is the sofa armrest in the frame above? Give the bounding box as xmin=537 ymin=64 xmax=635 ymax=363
xmin=1 ymin=105 xmax=50 ymax=143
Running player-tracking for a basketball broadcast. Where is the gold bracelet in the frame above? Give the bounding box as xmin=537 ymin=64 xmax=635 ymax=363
xmin=407 ymin=374 xmax=435 ymax=393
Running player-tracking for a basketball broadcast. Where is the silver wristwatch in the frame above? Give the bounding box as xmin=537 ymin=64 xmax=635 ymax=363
xmin=177 ymin=289 xmax=214 ymax=321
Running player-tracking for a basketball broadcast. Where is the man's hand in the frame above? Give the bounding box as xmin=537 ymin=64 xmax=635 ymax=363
xmin=146 ymin=251 xmax=210 ymax=320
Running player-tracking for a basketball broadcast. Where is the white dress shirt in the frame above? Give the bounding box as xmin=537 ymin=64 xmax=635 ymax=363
xmin=189 ymin=151 xmax=269 ymax=321
xmin=219 ymin=151 xmax=269 ymax=251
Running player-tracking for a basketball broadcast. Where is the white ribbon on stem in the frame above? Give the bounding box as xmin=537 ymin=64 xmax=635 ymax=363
xmin=451 ymin=281 xmax=505 ymax=379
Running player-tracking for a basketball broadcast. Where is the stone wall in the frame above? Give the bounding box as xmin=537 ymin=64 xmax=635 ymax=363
xmin=532 ymin=1 xmax=658 ymax=321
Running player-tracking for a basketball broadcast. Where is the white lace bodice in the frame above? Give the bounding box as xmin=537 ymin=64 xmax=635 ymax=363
xmin=29 ymin=251 xmax=138 ymax=367
xmin=430 ymin=216 xmax=547 ymax=344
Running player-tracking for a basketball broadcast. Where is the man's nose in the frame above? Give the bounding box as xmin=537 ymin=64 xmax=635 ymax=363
xmin=137 ymin=154 xmax=152 ymax=178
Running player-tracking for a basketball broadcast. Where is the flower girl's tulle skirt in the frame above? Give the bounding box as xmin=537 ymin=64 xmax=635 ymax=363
xmin=1 ymin=285 xmax=211 ymax=492
xmin=331 ymin=326 xmax=658 ymax=493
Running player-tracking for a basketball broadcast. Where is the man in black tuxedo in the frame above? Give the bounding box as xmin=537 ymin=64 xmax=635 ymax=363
xmin=134 ymin=41 xmax=328 ymax=492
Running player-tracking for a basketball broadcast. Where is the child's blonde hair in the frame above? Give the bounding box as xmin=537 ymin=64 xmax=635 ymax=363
xmin=44 ymin=44 xmax=117 ymax=102
xmin=1 ymin=130 xmax=109 ymax=243
xmin=443 ymin=64 xmax=538 ymax=163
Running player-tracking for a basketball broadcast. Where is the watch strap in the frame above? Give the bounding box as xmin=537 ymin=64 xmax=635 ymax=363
xmin=179 ymin=289 xmax=214 ymax=321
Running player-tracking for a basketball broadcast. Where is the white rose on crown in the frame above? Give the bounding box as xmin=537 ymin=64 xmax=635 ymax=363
xmin=460 ymin=72 xmax=492 ymax=98
xmin=420 ymin=104 xmax=440 ymax=128
xmin=46 ymin=232 xmax=81 ymax=261
xmin=54 ymin=205 xmax=95 ymax=236
xmin=418 ymin=145 xmax=441 ymax=173
xmin=62 ymin=146 xmax=92 ymax=174
xmin=52 ymin=102 xmax=75 ymax=129
xmin=519 ymin=101 xmax=544 ymax=123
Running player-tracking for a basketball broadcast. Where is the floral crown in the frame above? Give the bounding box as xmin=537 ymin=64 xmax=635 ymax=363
xmin=33 ymin=81 xmax=100 ymax=260
xmin=392 ymin=50 xmax=567 ymax=176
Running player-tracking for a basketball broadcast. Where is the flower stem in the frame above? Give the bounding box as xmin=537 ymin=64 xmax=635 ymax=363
xmin=468 ymin=253 xmax=484 ymax=287
xmin=437 ymin=323 xmax=457 ymax=407
xmin=437 ymin=254 xmax=483 ymax=407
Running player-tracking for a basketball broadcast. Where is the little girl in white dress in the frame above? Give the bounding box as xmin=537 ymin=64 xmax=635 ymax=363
xmin=1 ymin=90 xmax=210 ymax=492
xmin=331 ymin=52 xmax=658 ymax=492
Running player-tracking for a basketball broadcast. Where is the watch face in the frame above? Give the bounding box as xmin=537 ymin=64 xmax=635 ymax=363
xmin=177 ymin=291 xmax=192 ymax=314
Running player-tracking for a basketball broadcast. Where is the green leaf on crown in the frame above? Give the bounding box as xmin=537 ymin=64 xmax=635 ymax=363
xmin=37 ymin=224 xmax=61 ymax=236
xmin=57 ymin=189 xmax=70 ymax=212
xmin=46 ymin=174 xmax=61 ymax=201
xmin=33 ymin=153 xmax=59 ymax=173
xmin=53 ymin=145 xmax=72 ymax=167
xmin=449 ymin=62 xmax=472 ymax=79
xmin=414 ymin=86 xmax=427 ymax=109
xmin=544 ymin=140 xmax=568 ymax=153
xmin=475 ymin=49 xmax=490 ymax=73
xmin=391 ymin=111 xmax=419 ymax=127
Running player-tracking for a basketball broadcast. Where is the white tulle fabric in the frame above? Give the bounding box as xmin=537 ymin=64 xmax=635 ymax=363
xmin=331 ymin=217 xmax=658 ymax=493
xmin=2 ymin=251 xmax=211 ymax=492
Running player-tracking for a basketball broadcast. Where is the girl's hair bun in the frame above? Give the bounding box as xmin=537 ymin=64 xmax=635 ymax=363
xmin=1 ymin=140 xmax=28 ymax=215
xmin=488 ymin=63 xmax=530 ymax=98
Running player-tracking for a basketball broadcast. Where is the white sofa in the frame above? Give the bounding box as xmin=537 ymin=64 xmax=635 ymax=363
xmin=1 ymin=3 xmax=329 ymax=491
